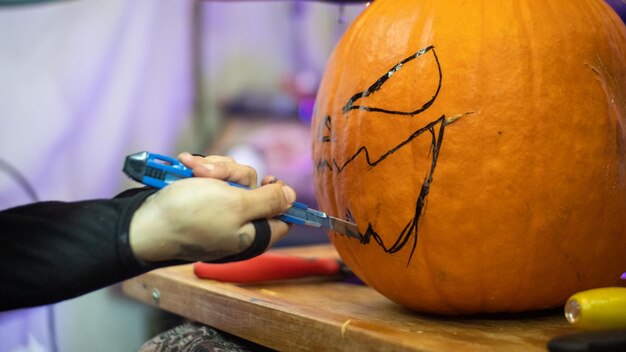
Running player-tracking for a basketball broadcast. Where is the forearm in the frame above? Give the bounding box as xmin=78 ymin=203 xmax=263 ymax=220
xmin=0 ymin=188 xmax=170 ymax=311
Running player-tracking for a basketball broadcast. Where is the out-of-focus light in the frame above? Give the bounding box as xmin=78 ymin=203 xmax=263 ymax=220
xmin=605 ymin=0 xmax=626 ymax=23
xmin=298 ymin=97 xmax=316 ymax=124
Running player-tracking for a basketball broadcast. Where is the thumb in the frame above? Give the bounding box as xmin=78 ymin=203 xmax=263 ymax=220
xmin=241 ymin=183 xmax=296 ymax=222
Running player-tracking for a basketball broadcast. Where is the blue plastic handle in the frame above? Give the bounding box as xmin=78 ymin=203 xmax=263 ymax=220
xmin=131 ymin=152 xmax=319 ymax=227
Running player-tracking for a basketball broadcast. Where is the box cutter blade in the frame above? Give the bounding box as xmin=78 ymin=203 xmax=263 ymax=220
xmin=123 ymin=151 xmax=362 ymax=240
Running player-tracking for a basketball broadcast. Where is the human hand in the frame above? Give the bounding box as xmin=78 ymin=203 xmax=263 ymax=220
xmin=177 ymin=151 xmax=274 ymax=188
xmin=129 ymin=153 xmax=296 ymax=263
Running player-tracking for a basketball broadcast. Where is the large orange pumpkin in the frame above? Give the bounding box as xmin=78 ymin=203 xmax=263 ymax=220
xmin=311 ymin=0 xmax=626 ymax=314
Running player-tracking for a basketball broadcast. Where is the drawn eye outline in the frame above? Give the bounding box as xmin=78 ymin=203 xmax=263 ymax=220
xmin=316 ymin=45 xmax=444 ymax=173
xmin=343 ymin=45 xmax=442 ymax=116
xmin=318 ymin=45 xmax=442 ymax=147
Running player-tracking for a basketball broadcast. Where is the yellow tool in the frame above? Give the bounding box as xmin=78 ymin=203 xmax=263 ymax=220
xmin=565 ymin=287 xmax=626 ymax=330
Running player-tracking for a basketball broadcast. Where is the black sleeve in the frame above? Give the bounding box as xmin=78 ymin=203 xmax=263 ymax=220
xmin=0 ymin=187 xmax=182 ymax=312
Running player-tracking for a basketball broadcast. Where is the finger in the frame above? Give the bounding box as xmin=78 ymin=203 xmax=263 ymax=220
xmin=179 ymin=152 xmax=258 ymax=187
xmin=193 ymin=161 xmax=258 ymax=188
xmin=240 ymin=183 xmax=296 ymax=221
xmin=266 ymin=218 xmax=291 ymax=246
xmin=261 ymin=175 xmax=281 ymax=186
xmin=177 ymin=152 xmax=207 ymax=168
xmin=206 ymin=220 xmax=271 ymax=263
xmin=179 ymin=153 xmax=239 ymax=171
xmin=202 ymin=155 xmax=237 ymax=164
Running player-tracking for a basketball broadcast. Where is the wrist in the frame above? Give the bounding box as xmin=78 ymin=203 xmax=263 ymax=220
xmin=129 ymin=194 xmax=178 ymax=262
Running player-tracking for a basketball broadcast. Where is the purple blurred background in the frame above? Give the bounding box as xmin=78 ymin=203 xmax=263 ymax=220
xmin=605 ymin=0 xmax=626 ymax=22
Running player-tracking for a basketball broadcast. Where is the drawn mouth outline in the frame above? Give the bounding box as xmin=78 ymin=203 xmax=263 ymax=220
xmin=314 ymin=45 xmax=450 ymax=265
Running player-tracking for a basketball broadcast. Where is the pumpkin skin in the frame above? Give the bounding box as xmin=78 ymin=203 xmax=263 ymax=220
xmin=605 ymin=0 xmax=626 ymax=23
xmin=311 ymin=0 xmax=626 ymax=314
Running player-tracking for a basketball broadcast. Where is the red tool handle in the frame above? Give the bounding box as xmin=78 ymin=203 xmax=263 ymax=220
xmin=193 ymin=253 xmax=343 ymax=283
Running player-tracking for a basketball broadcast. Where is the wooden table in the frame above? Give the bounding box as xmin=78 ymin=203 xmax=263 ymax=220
xmin=122 ymin=245 xmax=575 ymax=351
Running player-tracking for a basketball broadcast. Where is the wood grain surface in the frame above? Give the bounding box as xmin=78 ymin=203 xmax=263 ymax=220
xmin=122 ymin=245 xmax=575 ymax=351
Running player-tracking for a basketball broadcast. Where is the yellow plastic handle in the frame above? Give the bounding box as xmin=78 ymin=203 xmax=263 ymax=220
xmin=565 ymin=287 xmax=626 ymax=330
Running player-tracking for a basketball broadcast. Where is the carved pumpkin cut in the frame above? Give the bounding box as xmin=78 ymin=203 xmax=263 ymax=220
xmin=311 ymin=0 xmax=626 ymax=314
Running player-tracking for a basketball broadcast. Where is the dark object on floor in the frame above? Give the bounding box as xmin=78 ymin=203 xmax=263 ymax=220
xmin=139 ymin=322 xmax=273 ymax=352
xmin=547 ymin=329 xmax=626 ymax=352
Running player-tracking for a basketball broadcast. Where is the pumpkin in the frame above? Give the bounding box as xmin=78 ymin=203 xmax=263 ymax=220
xmin=605 ymin=0 xmax=626 ymax=23
xmin=311 ymin=0 xmax=626 ymax=314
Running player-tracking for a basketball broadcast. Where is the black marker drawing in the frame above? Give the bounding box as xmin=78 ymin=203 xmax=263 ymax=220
xmin=315 ymin=45 xmax=454 ymax=265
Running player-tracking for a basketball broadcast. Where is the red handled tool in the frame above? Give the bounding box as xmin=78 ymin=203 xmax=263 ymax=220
xmin=193 ymin=253 xmax=352 ymax=283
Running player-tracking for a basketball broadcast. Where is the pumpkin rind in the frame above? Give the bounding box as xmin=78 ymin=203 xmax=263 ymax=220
xmin=311 ymin=0 xmax=626 ymax=314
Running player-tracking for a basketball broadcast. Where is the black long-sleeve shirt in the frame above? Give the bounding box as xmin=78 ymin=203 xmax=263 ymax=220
xmin=0 ymin=188 xmax=175 ymax=311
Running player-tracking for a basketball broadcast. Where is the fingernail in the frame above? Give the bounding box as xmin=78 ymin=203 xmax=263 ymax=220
xmin=282 ymin=186 xmax=296 ymax=203
xmin=269 ymin=177 xmax=279 ymax=184
xmin=178 ymin=152 xmax=192 ymax=161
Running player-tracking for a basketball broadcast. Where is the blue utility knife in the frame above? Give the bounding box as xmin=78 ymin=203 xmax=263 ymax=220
xmin=123 ymin=151 xmax=361 ymax=240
